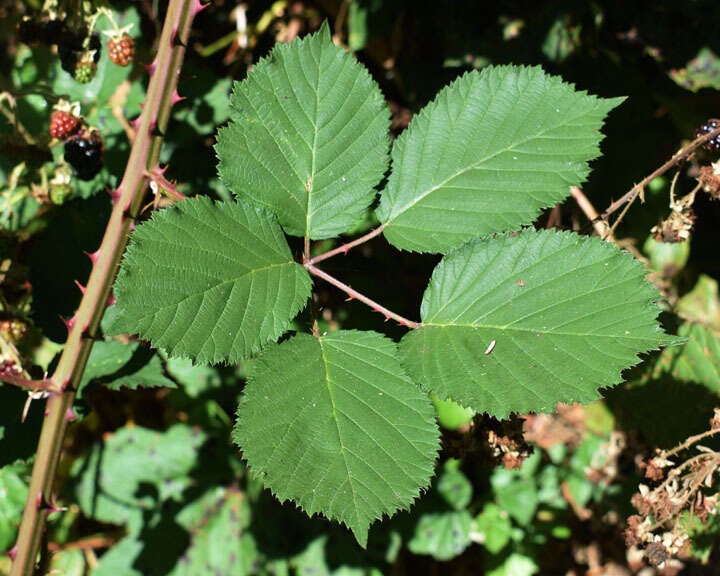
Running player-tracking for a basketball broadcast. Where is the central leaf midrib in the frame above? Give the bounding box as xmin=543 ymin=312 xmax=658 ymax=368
xmin=318 ymin=337 xmax=363 ymax=530
xmin=305 ymin=46 xmax=323 ymax=239
xmin=420 ymin=322 xmax=659 ymax=341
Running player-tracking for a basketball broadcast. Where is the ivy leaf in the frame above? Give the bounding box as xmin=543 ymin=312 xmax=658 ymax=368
xmin=73 ymin=424 xmax=205 ymax=533
xmin=111 ymin=197 xmax=312 ymax=364
xmin=491 ymin=468 xmax=538 ymax=526
xmin=436 ymin=459 xmax=472 ymax=510
xmin=487 ymin=553 xmax=539 ymax=576
xmin=293 ymin=532 xmax=376 ymax=576
xmin=216 ymin=23 xmax=390 ymax=239
xmin=474 ymin=503 xmax=512 ymax=554
xmin=407 ymin=509 xmax=473 ymax=561
xmin=234 ymin=330 xmax=440 ymax=547
xmin=376 ymin=65 xmax=622 ymax=253
xmin=400 ymin=229 xmax=676 ymax=417
xmin=407 ymin=460 xmax=473 ymax=561
xmin=172 ymin=490 xmax=258 ymax=576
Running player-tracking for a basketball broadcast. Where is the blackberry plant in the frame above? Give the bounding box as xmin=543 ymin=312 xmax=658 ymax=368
xmin=109 ymin=24 xmax=676 ymax=545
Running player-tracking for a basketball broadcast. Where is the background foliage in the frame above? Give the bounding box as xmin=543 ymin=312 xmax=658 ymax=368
xmin=2 ymin=0 xmax=720 ymax=574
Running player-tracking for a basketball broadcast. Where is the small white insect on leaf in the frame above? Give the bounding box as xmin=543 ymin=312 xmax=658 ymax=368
xmin=484 ymin=340 xmax=496 ymax=355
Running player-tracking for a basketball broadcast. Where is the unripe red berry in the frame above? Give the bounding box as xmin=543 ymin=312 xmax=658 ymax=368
xmin=108 ymin=34 xmax=135 ymax=67
xmin=49 ymin=110 xmax=80 ymax=140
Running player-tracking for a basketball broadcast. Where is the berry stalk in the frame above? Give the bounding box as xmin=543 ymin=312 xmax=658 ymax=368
xmin=9 ymin=2 xmax=201 ymax=574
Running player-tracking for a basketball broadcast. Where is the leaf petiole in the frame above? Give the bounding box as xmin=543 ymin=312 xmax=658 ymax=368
xmin=305 ymin=263 xmax=419 ymax=329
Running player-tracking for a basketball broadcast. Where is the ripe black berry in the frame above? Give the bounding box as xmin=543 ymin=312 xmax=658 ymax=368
xmin=45 ymin=19 xmax=67 ymax=45
xmin=57 ymin=30 xmax=101 ymax=76
xmin=18 ymin=17 xmax=67 ymax=45
xmin=17 ymin=18 xmax=45 ymax=44
xmin=59 ymin=44 xmax=78 ymax=75
xmin=695 ymin=119 xmax=720 ymax=151
xmin=64 ymin=131 xmax=104 ymax=181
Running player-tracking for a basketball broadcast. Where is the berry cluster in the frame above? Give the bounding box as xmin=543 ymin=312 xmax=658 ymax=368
xmin=695 ymin=119 xmax=720 ymax=151
xmin=64 ymin=131 xmax=105 ymax=181
xmin=49 ymin=110 xmax=81 ymax=140
xmin=18 ymin=16 xmax=100 ymax=83
xmin=59 ymin=33 xmax=101 ymax=83
xmin=108 ymin=34 xmax=135 ymax=67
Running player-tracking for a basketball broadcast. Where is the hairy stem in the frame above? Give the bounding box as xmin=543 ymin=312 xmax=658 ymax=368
xmin=305 ymin=264 xmax=420 ymax=329
xmin=307 ymin=225 xmax=385 ymax=265
xmin=10 ymin=2 xmax=201 ymax=573
xmin=599 ymin=124 xmax=720 ymax=223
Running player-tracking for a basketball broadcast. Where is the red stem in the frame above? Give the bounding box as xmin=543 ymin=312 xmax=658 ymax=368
xmin=305 ymin=264 xmax=420 ymax=329
xmin=146 ymin=169 xmax=187 ymax=200
xmin=307 ymin=225 xmax=385 ymax=265
xmin=0 ymin=374 xmax=59 ymax=394
xmin=599 ymin=124 xmax=720 ymax=221
xmin=9 ymin=2 xmax=200 ymax=574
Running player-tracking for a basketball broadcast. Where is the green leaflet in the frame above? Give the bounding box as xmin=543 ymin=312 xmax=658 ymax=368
xmin=376 ymin=65 xmax=622 ymax=253
xmin=654 ymin=275 xmax=720 ymax=392
xmin=111 ymin=197 xmax=312 ymax=364
xmin=400 ymin=228 xmax=677 ymax=417
xmin=234 ymin=330 xmax=440 ymax=547
xmin=78 ymin=340 xmax=175 ymax=396
xmin=661 ymin=323 xmax=720 ymax=392
xmin=216 ymin=22 xmax=390 ymax=239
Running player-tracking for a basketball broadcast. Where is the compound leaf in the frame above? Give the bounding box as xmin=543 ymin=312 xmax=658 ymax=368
xmin=376 ymin=65 xmax=622 ymax=253
xmin=234 ymin=330 xmax=440 ymax=547
xmin=216 ymin=23 xmax=390 ymax=239
xmin=111 ymin=197 xmax=312 ymax=364
xmin=400 ymin=229 xmax=677 ymax=417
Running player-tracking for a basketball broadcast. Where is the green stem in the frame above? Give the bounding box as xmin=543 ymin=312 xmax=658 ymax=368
xmin=9 ymin=2 xmax=201 ymax=574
